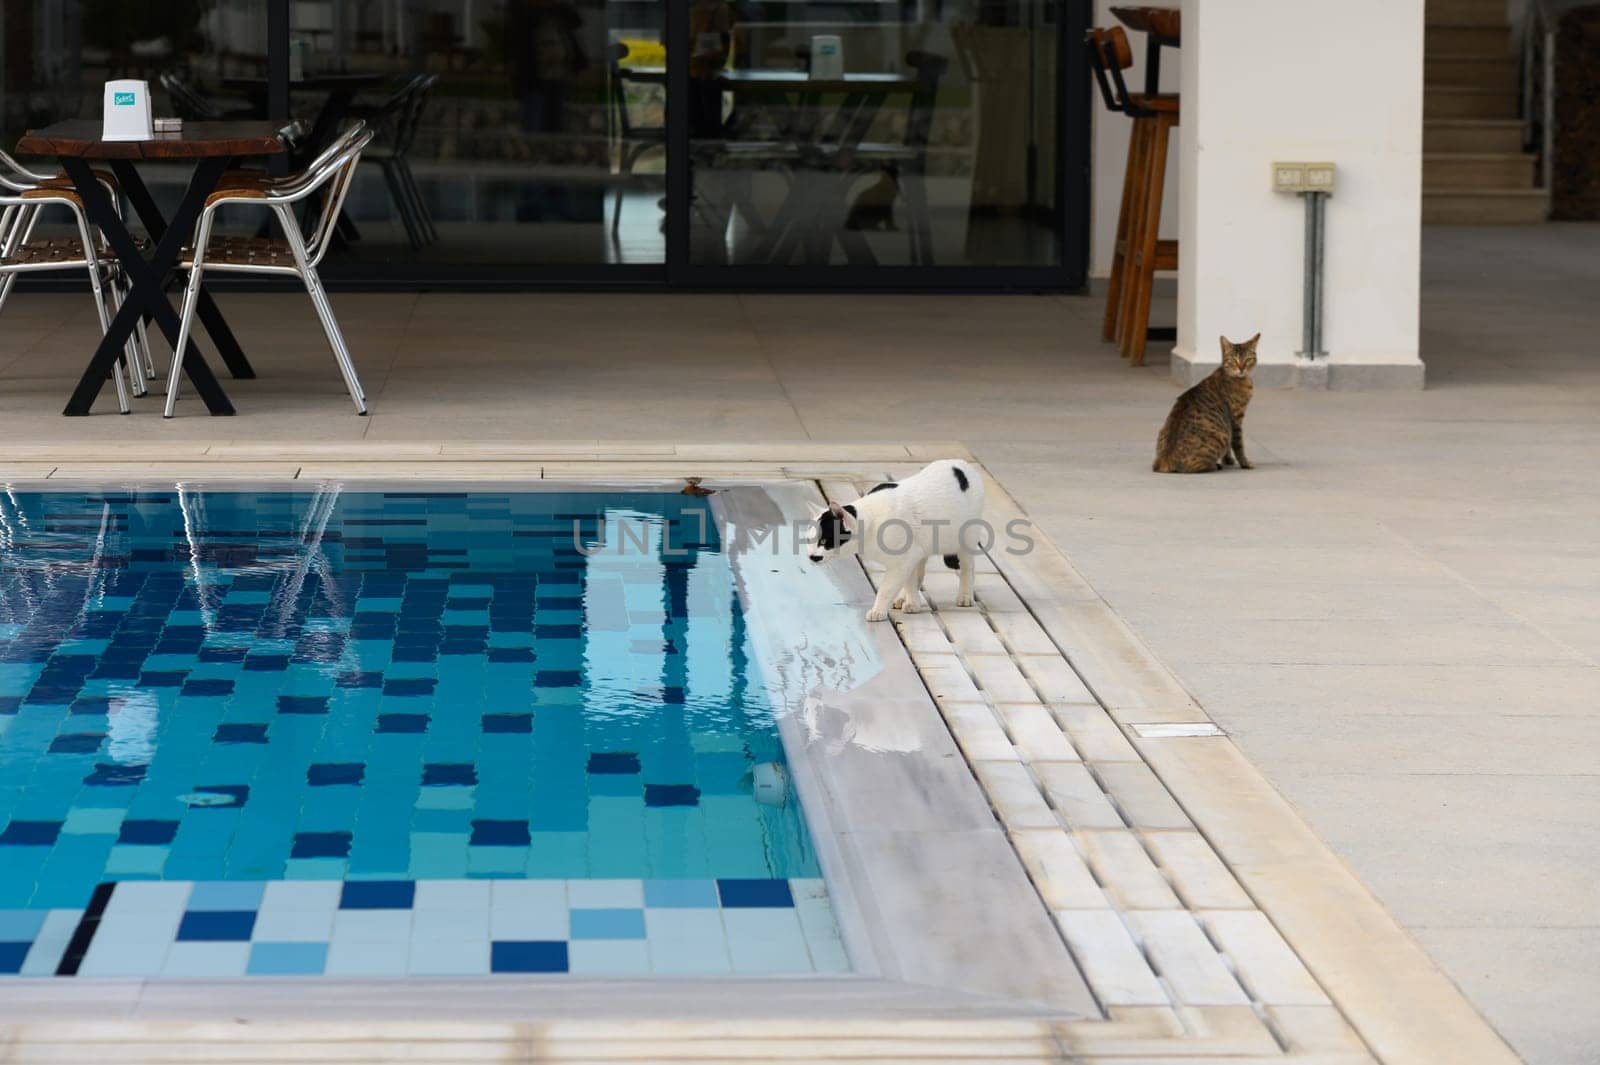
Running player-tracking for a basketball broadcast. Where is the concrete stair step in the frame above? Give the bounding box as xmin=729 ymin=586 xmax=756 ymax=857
xmin=1426 ymin=24 xmax=1513 ymax=55
xmin=1425 ymin=119 xmax=1525 ymax=153
xmin=1424 ymin=152 xmax=1538 ymax=187
xmin=1426 ymin=0 xmax=1509 ymax=27
xmin=1423 ymin=188 xmax=1547 ymax=223
xmin=1426 ymin=86 xmax=1520 ymax=119
xmin=1426 ymin=54 xmax=1519 ymax=90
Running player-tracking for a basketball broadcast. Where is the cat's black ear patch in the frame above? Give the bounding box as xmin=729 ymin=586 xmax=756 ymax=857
xmin=952 ymin=467 xmax=969 ymax=492
xmin=842 ymin=504 xmax=857 ymax=519
xmin=943 ymin=554 xmax=961 ymax=570
xmin=869 ymin=482 xmax=898 ymax=495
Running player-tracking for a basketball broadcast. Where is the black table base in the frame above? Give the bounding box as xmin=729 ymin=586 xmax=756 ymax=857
xmin=60 ymin=157 xmax=254 ymax=416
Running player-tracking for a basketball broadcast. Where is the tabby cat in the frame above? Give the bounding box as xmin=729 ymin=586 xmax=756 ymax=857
xmin=1152 ymin=334 xmax=1259 ymax=474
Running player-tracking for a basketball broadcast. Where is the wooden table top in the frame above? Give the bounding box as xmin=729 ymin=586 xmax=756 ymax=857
xmin=1110 ymin=6 xmax=1180 ymax=42
xmin=16 ymin=120 xmax=286 ymax=160
xmin=623 ymin=67 xmax=921 ymax=93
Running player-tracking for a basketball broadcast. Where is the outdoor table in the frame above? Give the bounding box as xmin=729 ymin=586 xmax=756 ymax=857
xmin=15 ymin=120 xmax=285 ymax=416
xmin=622 ymin=67 xmax=924 ymax=264
xmin=1110 ymin=6 xmax=1180 ymax=95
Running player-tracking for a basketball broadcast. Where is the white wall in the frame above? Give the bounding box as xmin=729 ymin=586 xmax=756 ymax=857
xmin=1175 ymin=0 xmax=1424 ymax=383
xmin=1089 ymin=0 xmax=1180 ymax=278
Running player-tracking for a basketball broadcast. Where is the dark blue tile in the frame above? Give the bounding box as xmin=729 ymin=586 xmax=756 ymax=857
xmin=291 ymin=831 xmax=352 ymax=858
xmin=243 ymin=655 xmax=291 ymax=672
xmin=491 ymin=941 xmax=567 ymax=973
xmin=214 ymin=723 xmax=269 ymax=744
xmin=644 ymin=784 xmax=701 ymax=807
xmin=176 ymin=910 xmax=256 ymax=941
xmin=486 ymin=647 xmax=535 ymax=664
xmin=470 ymin=820 xmax=531 ymax=846
xmin=382 ymin=678 xmax=436 ymax=697
xmin=376 ymin=713 xmax=429 ymax=734
xmin=717 ymin=879 xmax=795 ymax=908
xmin=182 ymin=679 xmax=235 ymax=697
xmin=119 ymin=819 xmax=179 ymax=845
xmin=588 ymin=752 xmax=641 ymax=775
xmin=535 ymin=625 xmax=581 ymax=640
xmin=137 ymin=671 xmax=188 ymax=687
xmin=422 ymin=763 xmax=477 ymax=787
xmin=197 ymin=647 xmax=248 ymax=663
xmin=0 ymin=696 xmax=21 ymax=715
xmin=536 ymin=670 xmax=581 ymax=687
xmin=83 ymin=763 xmax=145 ymax=786
xmin=48 ymin=733 xmax=105 ymax=754
xmin=307 ymin=763 xmax=365 ymax=786
xmin=0 ymin=820 xmax=62 ymax=845
xmin=661 ymin=686 xmax=687 ymax=704
xmin=277 ymin=695 xmax=330 ymax=715
xmin=0 ymin=941 xmax=29 ymax=973
xmin=482 ymin=713 xmax=533 ymax=734
xmin=68 ymin=697 xmax=114 ymax=715
xmin=335 ymin=671 xmax=383 ymax=689
xmin=339 ymin=880 xmax=415 ymax=909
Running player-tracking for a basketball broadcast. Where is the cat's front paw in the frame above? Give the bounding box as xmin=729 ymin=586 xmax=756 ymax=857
xmin=1222 ymin=454 xmax=1235 ymax=466
xmin=895 ymin=594 xmax=926 ymax=614
xmin=955 ymin=592 xmax=975 ymax=608
xmin=1240 ymin=459 xmax=1255 ymax=469
xmin=865 ymin=607 xmax=889 ymax=622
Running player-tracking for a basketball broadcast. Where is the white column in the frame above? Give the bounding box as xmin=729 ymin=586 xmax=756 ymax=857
xmin=1175 ymin=0 xmax=1426 ymax=389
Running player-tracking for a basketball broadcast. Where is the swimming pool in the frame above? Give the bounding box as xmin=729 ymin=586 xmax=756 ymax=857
xmin=0 ymin=487 xmax=847 ymax=977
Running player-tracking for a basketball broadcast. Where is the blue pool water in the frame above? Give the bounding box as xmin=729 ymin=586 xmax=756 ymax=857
xmin=0 ymin=488 xmax=845 ymax=977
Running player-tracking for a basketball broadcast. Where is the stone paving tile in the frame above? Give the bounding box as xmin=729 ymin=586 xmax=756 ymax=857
xmin=1016 ymin=654 xmax=1099 ymax=705
xmin=1095 ymin=764 xmax=1196 ymax=831
xmin=1127 ymin=912 xmax=1250 ymax=1006
xmin=1201 ymin=911 xmax=1331 ymax=1007
xmin=1144 ymin=832 xmax=1255 ymax=910
xmin=973 ymin=761 xmax=1059 ymax=831
xmin=1050 ymin=702 xmax=1142 ymax=763
xmin=938 ymin=701 xmax=1020 ymax=762
xmin=965 ymin=653 xmax=1041 ymax=704
xmin=995 ymin=703 xmax=1081 ymax=763
xmin=1075 ymin=831 xmax=1181 ymax=911
xmin=1037 ymin=764 xmax=1125 ymax=830
xmin=1052 ymin=911 xmax=1169 ymax=1007
xmin=1007 ymin=831 xmax=1109 ymax=910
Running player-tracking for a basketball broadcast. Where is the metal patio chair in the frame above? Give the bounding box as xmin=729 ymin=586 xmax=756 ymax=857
xmin=0 ymin=153 xmax=145 ymax=412
xmin=352 ymin=74 xmax=438 ymax=249
xmin=163 ymin=124 xmax=375 ymax=418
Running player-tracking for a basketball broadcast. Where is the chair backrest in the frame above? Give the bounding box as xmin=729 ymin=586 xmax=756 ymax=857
xmin=160 ymin=70 xmax=225 ymax=121
xmin=286 ymin=125 xmax=376 ymax=267
xmin=1086 ymin=28 xmax=1149 ymax=117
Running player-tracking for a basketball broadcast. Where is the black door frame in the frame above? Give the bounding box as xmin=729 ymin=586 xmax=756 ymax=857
xmin=265 ymin=0 xmax=1091 ymax=293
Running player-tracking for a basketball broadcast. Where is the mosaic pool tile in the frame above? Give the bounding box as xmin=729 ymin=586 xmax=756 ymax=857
xmin=0 ymin=490 xmax=843 ymax=976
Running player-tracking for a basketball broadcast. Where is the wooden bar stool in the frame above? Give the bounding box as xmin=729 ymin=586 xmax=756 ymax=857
xmin=1087 ymin=26 xmax=1179 ymax=366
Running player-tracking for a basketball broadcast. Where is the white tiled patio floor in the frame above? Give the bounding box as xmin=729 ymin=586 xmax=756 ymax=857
xmin=0 ymin=225 xmax=1595 ymax=1063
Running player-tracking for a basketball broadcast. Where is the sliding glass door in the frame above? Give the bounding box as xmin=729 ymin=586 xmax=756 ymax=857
xmin=0 ymin=0 xmax=1085 ymax=288
xmin=680 ymin=0 xmax=1078 ymax=275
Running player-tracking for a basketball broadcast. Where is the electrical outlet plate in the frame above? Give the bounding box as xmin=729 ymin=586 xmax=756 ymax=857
xmin=1273 ymin=161 xmax=1337 ymax=194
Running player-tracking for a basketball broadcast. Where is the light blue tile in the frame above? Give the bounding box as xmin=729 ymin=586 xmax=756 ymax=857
xmin=104 ymin=845 xmax=168 ymax=875
xmin=187 ymin=881 xmax=266 ymax=912
xmin=570 ymin=908 xmax=646 ymax=940
xmin=283 ymin=858 xmax=348 ymax=880
xmin=0 ymin=910 xmax=46 ymax=939
xmin=568 ymin=939 xmax=652 ymax=975
xmin=247 ymin=941 xmax=328 ymax=975
xmin=644 ymin=880 xmax=720 ymax=909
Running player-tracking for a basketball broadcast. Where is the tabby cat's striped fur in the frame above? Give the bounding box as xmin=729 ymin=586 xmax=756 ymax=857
xmin=1153 ymin=334 xmax=1259 ymax=474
